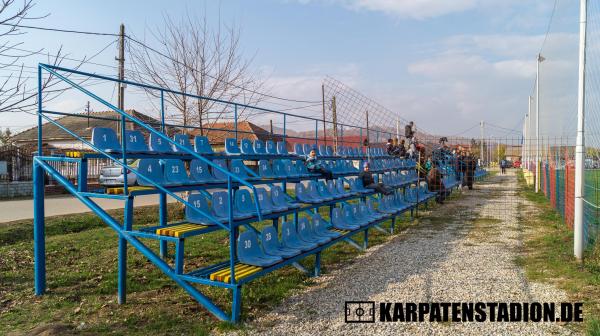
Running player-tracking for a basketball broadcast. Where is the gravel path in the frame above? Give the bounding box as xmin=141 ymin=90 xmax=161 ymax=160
xmin=234 ymin=170 xmax=575 ymax=335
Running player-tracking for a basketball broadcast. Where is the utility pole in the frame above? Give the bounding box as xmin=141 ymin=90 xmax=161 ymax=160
xmin=574 ymin=0 xmax=587 ymax=260
xmin=269 ymin=119 xmax=274 ymax=140
xmin=396 ymin=118 xmax=400 ymax=142
xmin=332 ymin=96 xmax=339 ymax=152
xmin=322 ymin=84 xmax=327 ymax=145
xmin=117 ymin=23 xmax=127 ymax=131
xmin=480 ymin=120 xmax=484 ymax=165
xmin=85 ymin=101 xmax=91 ymax=129
xmin=536 ymin=53 xmax=545 ymax=192
xmin=527 ymin=96 xmax=532 ymax=170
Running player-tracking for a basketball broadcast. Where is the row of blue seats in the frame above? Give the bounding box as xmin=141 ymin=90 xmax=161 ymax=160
xmin=381 ymin=171 xmax=418 ymax=187
xmin=92 ymin=127 xmax=289 ymax=156
xmin=185 ymin=186 xmax=300 ymax=224
xmin=92 ymin=127 xmax=397 ymax=160
xmin=237 ymin=198 xmax=401 ymax=267
xmin=134 ymin=157 xmax=415 ymax=188
xmin=183 ymin=176 xmax=424 ymax=227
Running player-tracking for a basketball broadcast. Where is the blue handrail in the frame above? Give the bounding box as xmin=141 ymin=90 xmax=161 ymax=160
xmin=38 ymin=113 xmax=231 ymax=231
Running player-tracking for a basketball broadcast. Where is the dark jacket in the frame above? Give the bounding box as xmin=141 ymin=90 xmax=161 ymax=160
xmin=359 ymin=171 xmax=375 ymax=186
xmin=427 ymin=167 xmax=445 ymax=191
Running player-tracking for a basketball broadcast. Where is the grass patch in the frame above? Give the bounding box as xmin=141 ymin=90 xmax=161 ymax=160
xmin=516 ymin=170 xmax=600 ymax=335
xmin=0 ymin=196 xmax=421 ymax=335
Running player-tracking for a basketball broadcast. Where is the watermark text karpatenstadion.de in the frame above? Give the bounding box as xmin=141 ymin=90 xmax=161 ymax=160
xmin=345 ymin=301 xmax=584 ymax=323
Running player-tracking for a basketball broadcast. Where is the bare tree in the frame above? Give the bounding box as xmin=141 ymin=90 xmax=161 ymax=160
xmin=129 ymin=13 xmax=266 ymax=134
xmin=0 ymin=0 xmax=87 ymax=115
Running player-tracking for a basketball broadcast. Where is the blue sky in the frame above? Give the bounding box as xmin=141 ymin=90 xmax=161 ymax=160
xmin=0 ymin=0 xmax=582 ymax=138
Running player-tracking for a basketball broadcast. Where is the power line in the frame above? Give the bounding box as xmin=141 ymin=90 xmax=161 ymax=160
xmin=0 ymin=23 xmax=120 ymax=36
xmin=539 ymin=0 xmax=560 ymax=54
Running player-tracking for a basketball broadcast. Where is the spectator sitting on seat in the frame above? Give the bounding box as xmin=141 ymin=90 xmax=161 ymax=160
xmin=386 ymin=138 xmax=395 ymax=156
xmin=305 ymin=148 xmax=333 ymax=180
xmin=359 ymin=162 xmax=393 ymax=195
xmin=397 ymin=139 xmax=407 ymax=158
xmin=427 ymin=161 xmax=449 ymax=204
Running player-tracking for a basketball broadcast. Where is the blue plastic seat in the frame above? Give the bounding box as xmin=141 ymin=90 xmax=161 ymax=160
xmin=91 ymin=127 xmax=121 ymax=153
xmin=295 ymin=183 xmax=321 ymax=203
xmin=149 ymin=133 xmax=173 ymax=153
xmin=265 ymin=140 xmax=277 ymax=155
xmin=393 ymin=192 xmax=412 ymax=211
xmin=225 ymin=138 xmax=241 ymax=155
xmin=254 ymin=140 xmax=267 ymax=155
xmin=258 ymin=160 xmax=277 ymax=178
xmin=326 ymin=146 xmax=334 ymax=156
xmin=172 ymin=134 xmax=193 ymax=154
xmin=163 ymin=159 xmax=192 ymax=185
xmin=378 ymin=196 xmax=397 ymax=215
xmin=343 ymin=204 xmax=365 ymax=227
xmin=349 ymin=204 xmax=370 ymax=226
xmin=281 ymin=221 xmax=317 ymax=251
xmin=261 ymin=226 xmax=301 ymax=258
xmin=194 ymin=136 xmax=214 ymax=154
xmin=311 ymin=213 xmax=342 ymax=238
xmin=318 ymin=145 xmax=328 ymax=157
xmin=186 ymin=193 xmax=214 ymax=225
xmin=240 ymin=139 xmax=255 ymax=155
xmin=294 ymin=160 xmax=314 ymax=177
xmin=135 ymin=159 xmax=165 ymax=186
xmin=294 ymin=143 xmax=304 ymax=156
xmin=366 ymin=199 xmax=387 ymax=220
xmin=331 ymin=208 xmax=359 ymax=230
xmin=298 ymin=217 xmax=331 ymax=245
xmin=211 ymin=159 xmax=229 ymax=182
xmin=212 ymin=191 xmax=252 ymax=221
xmin=282 ymin=159 xmax=300 ymax=178
xmin=351 ymin=178 xmax=372 ymax=194
xmin=189 ymin=160 xmax=217 ymax=183
xmin=318 ymin=181 xmax=335 ymax=200
xmin=303 ymin=144 xmax=314 ymax=155
xmin=336 ymin=178 xmax=354 ymax=197
xmin=256 ymin=187 xmax=280 ymax=213
xmin=235 ymin=189 xmax=265 ymax=215
xmin=272 ymin=159 xmax=288 ymax=178
xmin=277 ymin=141 xmax=288 ymax=155
xmin=237 ymin=230 xmax=282 ymax=267
xmin=359 ymin=202 xmax=379 ymax=222
xmin=124 ymin=130 xmax=150 ymax=153
xmin=230 ymin=160 xmax=258 ymax=181
xmin=271 ymin=185 xmax=299 ymax=209
xmin=326 ymin=180 xmax=342 ymax=198
xmin=307 ymin=180 xmax=330 ymax=201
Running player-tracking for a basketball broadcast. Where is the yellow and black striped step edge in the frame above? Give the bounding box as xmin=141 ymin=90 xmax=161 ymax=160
xmin=156 ymin=224 xmax=207 ymax=237
xmin=209 ymin=263 xmax=262 ymax=282
xmin=106 ymin=186 xmax=154 ymax=194
xmin=331 ymin=228 xmax=349 ymax=234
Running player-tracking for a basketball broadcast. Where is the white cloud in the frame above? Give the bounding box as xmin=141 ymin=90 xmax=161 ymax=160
xmin=290 ymin=0 xmax=519 ymax=20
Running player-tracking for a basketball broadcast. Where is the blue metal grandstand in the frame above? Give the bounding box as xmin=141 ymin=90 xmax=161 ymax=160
xmin=32 ymin=63 xmax=474 ymax=323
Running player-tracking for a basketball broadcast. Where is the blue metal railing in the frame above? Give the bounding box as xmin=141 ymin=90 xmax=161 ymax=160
xmin=38 ymin=63 xmax=264 ymax=227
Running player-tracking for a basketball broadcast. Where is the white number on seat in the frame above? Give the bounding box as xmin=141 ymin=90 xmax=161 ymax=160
xmin=172 ymin=165 xmax=179 ymax=173
xmin=147 ymin=165 xmax=152 ymax=173
xmin=102 ymin=134 xmax=107 ymax=141
xmin=265 ymin=232 xmax=271 ymax=240
xmin=129 ymin=135 xmax=137 ymax=142
xmin=244 ymin=240 xmax=251 ymax=248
